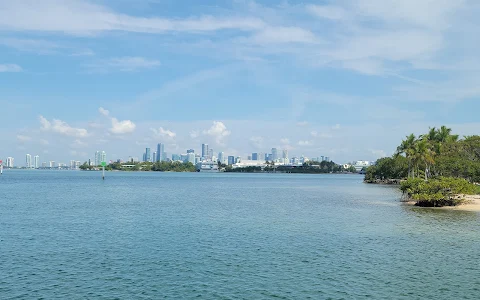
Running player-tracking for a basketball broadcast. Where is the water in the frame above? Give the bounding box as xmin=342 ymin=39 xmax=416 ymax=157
xmin=1 ymin=171 xmax=479 ymax=299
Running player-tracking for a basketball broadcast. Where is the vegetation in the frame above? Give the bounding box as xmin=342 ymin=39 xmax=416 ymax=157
xmin=400 ymin=177 xmax=478 ymax=207
xmin=365 ymin=126 xmax=480 ymax=206
xmin=80 ymin=161 xmax=196 ymax=172
xmin=225 ymin=160 xmax=346 ymax=173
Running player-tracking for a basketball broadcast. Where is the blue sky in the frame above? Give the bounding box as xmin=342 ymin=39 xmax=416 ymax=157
xmin=1 ymin=0 xmax=479 ymax=164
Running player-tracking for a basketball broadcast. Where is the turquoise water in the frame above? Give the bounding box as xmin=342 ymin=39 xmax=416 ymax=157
xmin=1 ymin=171 xmax=479 ymax=299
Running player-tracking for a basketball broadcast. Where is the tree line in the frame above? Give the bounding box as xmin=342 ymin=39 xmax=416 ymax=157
xmin=364 ymin=126 xmax=480 ymax=207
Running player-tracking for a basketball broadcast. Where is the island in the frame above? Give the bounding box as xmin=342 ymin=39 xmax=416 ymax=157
xmin=364 ymin=126 xmax=480 ymax=208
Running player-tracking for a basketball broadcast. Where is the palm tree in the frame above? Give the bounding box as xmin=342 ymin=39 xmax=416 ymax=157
xmin=413 ymin=138 xmax=435 ymax=180
xmin=396 ymin=134 xmax=416 ymax=178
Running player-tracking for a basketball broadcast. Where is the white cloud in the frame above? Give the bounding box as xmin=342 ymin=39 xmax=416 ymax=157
xmin=71 ymin=139 xmax=87 ymax=148
xmin=250 ymin=26 xmax=319 ymax=44
xmin=16 ymin=134 xmax=32 ymax=142
xmin=298 ymin=140 xmax=313 ymax=146
xmin=0 ymin=38 xmax=59 ymax=54
xmin=98 ymin=107 xmax=110 ymax=116
xmin=99 ymin=107 xmax=136 ymax=134
xmin=110 ymin=118 xmax=136 ymax=134
xmin=0 ymin=1 xmax=265 ymax=35
xmin=190 ymin=130 xmax=200 ymax=139
xmin=280 ymin=138 xmax=290 ymax=144
xmin=0 ymin=64 xmax=22 ymax=72
xmin=87 ymin=56 xmax=161 ymax=72
xmin=39 ymin=115 xmax=88 ymax=138
xmin=203 ymin=121 xmax=231 ymax=145
xmin=151 ymin=127 xmax=176 ymax=139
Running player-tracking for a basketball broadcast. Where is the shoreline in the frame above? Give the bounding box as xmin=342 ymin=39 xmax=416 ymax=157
xmin=404 ymin=195 xmax=480 ymax=212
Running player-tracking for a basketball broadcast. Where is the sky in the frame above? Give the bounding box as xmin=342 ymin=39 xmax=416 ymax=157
xmin=1 ymin=0 xmax=480 ymax=164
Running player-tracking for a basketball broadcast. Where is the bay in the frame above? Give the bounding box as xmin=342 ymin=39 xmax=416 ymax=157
xmin=1 ymin=170 xmax=479 ymax=299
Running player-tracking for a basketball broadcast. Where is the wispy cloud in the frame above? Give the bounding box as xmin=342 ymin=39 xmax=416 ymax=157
xmin=0 ymin=0 xmax=265 ymax=35
xmin=86 ymin=56 xmax=161 ymax=73
xmin=0 ymin=64 xmax=22 ymax=72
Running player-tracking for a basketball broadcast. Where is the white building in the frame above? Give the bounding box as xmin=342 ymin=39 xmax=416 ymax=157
xmin=49 ymin=161 xmax=56 ymax=168
xmin=187 ymin=153 xmax=195 ymax=164
xmin=34 ymin=155 xmax=40 ymax=169
xmin=353 ymin=161 xmax=370 ymax=171
xmin=6 ymin=157 xmax=14 ymax=168
xmin=25 ymin=154 xmax=32 ymax=168
xmin=196 ymin=161 xmax=219 ymax=172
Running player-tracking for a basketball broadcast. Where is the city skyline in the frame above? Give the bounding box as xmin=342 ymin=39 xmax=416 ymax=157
xmin=1 ymin=1 xmax=480 ymax=163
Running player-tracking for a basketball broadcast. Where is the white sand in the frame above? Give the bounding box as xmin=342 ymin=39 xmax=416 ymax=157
xmin=403 ymin=195 xmax=480 ymax=212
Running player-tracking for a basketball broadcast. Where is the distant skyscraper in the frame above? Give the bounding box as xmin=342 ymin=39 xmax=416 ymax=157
xmin=325 ymin=156 xmax=330 ymax=162
xmin=202 ymin=144 xmax=209 ymax=158
xmin=247 ymin=156 xmax=252 ymax=160
xmin=25 ymin=154 xmax=32 ymax=168
xmin=321 ymin=156 xmax=325 ymax=161
xmin=172 ymin=154 xmax=181 ymax=161
xmin=101 ymin=151 xmax=106 ymax=163
xmin=252 ymin=153 xmax=258 ymax=160
xmin=145 ymin=147 xmax=151 ymax=162
xmin=94 ymin=151 xmax=100 ymax=166
xmin=282 ymin=149 xmax=289 ymax=160
xmin=265 ymin=153 xmax=269 ymax=161
xmin=157 ymin=143 xmax=165 ymax=161
xmin=6 ymin=157 xmax=14 ymax=168
xmin=152 ymin=151 xmax=157 ymax=162
xmin=187 ymin=153 xmax=195 ymax=164
xmin=187 ymin=149 xmax=195 ymax=154
xmin=209 ymin=149 xmax=214 ymax=160
xmin=258 ymin=152 xmax=264 ymax=162
xmin=218 ymin=152 xmax=225 ymax=164
xmin=34 ymin=155 xmax=40 ymax=169
xmin=271 ymin=148 xmax=278 ymax=161
xmin=228 ymin=156 xmax=235 ymax=165
xmin=49 ymin=161 xmax=55 ymax=168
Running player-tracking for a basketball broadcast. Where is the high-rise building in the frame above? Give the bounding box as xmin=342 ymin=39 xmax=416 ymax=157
xmin=94 ymin=151 xmax=100 ymax=166
xmin=187 ymin=153 xmax=195 ymax=164
xmin=157 ymin=143 xmax=165 ymax=162
xmin=265 ymin=153 xmax=269 ymax=161
xmin=187 ymin=149 xmax=195 ymax=154
xmin=152 ymin=152 xmax=157 ymax=162
xmin=282 ymin=149 xmax=289 ymax=160
xmin=218 ymin=152 xmax=225 ymax=164
xmin=70 ymin=160 xmax=76 ymax=169
xmin=172 ymin=154 xmax=181 ymax=161
xmin=145 ymin=147 xmax=151 ymax=162
xmin=202 ymin=144 xmax=209 ymax=158
xmin=325 ymin=157 xmax=330 ymax=162
xmin=49 ymin=161 xmax=55 ymax=168
xmin=6 ymin=157 xmax=14 ymax=168
xmin=247 ymin=156 xmax=252 ymax=160
xmin=258 ymin=152 xmax=264 ymax=162
xmin=271 ymin=148 xmax=278 ymax=161
xmin=34 ymin=155 xmax=40 ymax=169
xmin=228 ymin=156 xmax=235 ymax=165
xmin=25 ymin=154 xmax=32 ymax=168
xmin=101 ymin=151 xmax=106 ymax=164
xmin=321 ymin=156 xmax=325 ymax=161
xmin=252 ymin=153 xmax=258 ymax=160
xmin=41 ymin=162 xmax=47 ymax=168
xmin=209 ymin=149 xmax=214 ymax=160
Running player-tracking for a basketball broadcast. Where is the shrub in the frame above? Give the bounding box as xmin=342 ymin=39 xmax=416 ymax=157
xmin=400 ymin=177 xmax=477 ymax=207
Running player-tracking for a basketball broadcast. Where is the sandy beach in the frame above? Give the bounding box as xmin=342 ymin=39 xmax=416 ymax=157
xmin=403 ymin=195 xmax=480 ymax=212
